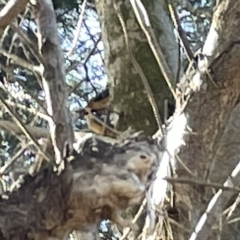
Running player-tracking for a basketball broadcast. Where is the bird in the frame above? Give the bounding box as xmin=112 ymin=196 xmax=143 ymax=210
xmin=75 ymin=88 xmax=119 ymax=137
xmin=86 ymin=88 xmax=110 ymax=111
xmin=83 ymin=108 xmax=118 ymax=138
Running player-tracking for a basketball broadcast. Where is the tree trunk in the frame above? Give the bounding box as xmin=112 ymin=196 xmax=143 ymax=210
xmin=167 ymin=1 xmax=240 ymax=239
xmin=2 ymin=0 xmax=240 ymax=239
xmin=97 ymin=0 xmax=240 ymax=239
xmin=95 ymin=0 xmax=178 ymax=135
xmin=33 ymin=0 xmax=74 ymax=165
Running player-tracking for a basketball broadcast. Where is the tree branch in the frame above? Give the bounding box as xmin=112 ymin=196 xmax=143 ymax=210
xmin=32 ymin=0 xmax=74 ymax=166
xmin=169 ymin=1 xmax=240 ymax=239
xmin=0 ymin=0 xmax=28 ymax=31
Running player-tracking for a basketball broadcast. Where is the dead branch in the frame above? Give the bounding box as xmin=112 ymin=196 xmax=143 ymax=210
xmin=189 ymin=157 xmax=240 ymax=240
xmin=130 ymin=0 xmax=177 ymax=99
xmin=0 ymin=95 xmax=51 ymax=162
xmin=165 ymin=177 xmax=240 ymax=192
xmin=0 ymin=49 xmax=42 ymax=74
xmin=67 ymin=0 xmax=87 ymax=57
xmin=0 ymin=143 xmax=30 ymax=175
xmin=0 ymin=120 xmax=102 ymax=145
xmin=0 ymin=120 xmax=49 ymax=138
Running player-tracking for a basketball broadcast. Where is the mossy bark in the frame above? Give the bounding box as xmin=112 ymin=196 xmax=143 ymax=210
xmin=95 ymin=0 xmax=178 ymax=135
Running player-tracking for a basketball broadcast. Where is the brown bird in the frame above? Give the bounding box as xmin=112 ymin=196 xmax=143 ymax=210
xmin=75 ymin=88 xmax=118 ymax=137
xmin=83 ymin=108 xmax=118 ymax=138
xmin=86 ymin=88 xmax=110 ymax=111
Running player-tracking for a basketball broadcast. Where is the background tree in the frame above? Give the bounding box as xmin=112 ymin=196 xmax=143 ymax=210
xmin=0 ymin=0 xmax=239 ymax=240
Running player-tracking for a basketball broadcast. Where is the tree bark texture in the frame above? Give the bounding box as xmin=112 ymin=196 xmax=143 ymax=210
xmin=0 ymin=0 xmax=28 ymax=31
xmin=169 ymin=1 xmax=240 ymax=239
xmin=32 ymin=0 xmax=74 ymax=164
xmin=0 ymin=135 xmax=162 ymax=240
xmin=95 ymin=0 xmax=178 ymax=135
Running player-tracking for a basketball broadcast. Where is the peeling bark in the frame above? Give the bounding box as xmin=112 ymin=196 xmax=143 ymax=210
xmin=95 ymin=0 xmax=178 ymax=135
xmin=0 ymin=135 xmax=161 ymax=240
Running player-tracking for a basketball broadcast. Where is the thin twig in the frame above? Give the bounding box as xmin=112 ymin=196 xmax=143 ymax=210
xmin=120 ymin=199 xmax=147 ymax=240
xmin=6 ymin=8 xmax=29 ymax=66
xmin=5 ymin=100 xmax=51 ymax=121
xmin=12 ymin=76 xmax=49 ymax=115
xmin=10 ymin=23 xmax=45 ymax=65
xmin=167 ymin=0 xmax=194 ymax=62
xmin=0 ymin=95 xmax=51 ymax=162
xmin=164 ymin=177 xmax=240 ymax=192
xmin=85 ymin=108 xmax=120 ymax=136
xmin=0 ymin=143 xmax=30 ymax=174
xmin=0 ymin=49 xmax=42 ymax=74
xmin=129 ymin=0 xmax=177 ymax=100
xmin=66 ymin=0 xmax=88 ymax=57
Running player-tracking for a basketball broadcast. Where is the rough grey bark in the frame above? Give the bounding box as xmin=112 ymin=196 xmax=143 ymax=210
xmin=95 ymin=0 xmax=178 ymax=135
xmin=94 ymin=0 xmax=240 ymax=239
xmin=31 ymin=0 xmax=74 ymax=164
xmin=167 ymin=1 xmax=240 ymax=239
xmin=0 ymin=134 xmax=162 ymax=240
xmin=2 ymin=0 xmax=240 ymax=239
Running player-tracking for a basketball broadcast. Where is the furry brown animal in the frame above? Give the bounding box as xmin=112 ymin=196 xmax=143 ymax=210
xmin=0 ymin=135 xmax=159 ymax=240
xmin=64 ymin=136 xmax=157 ymax=232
